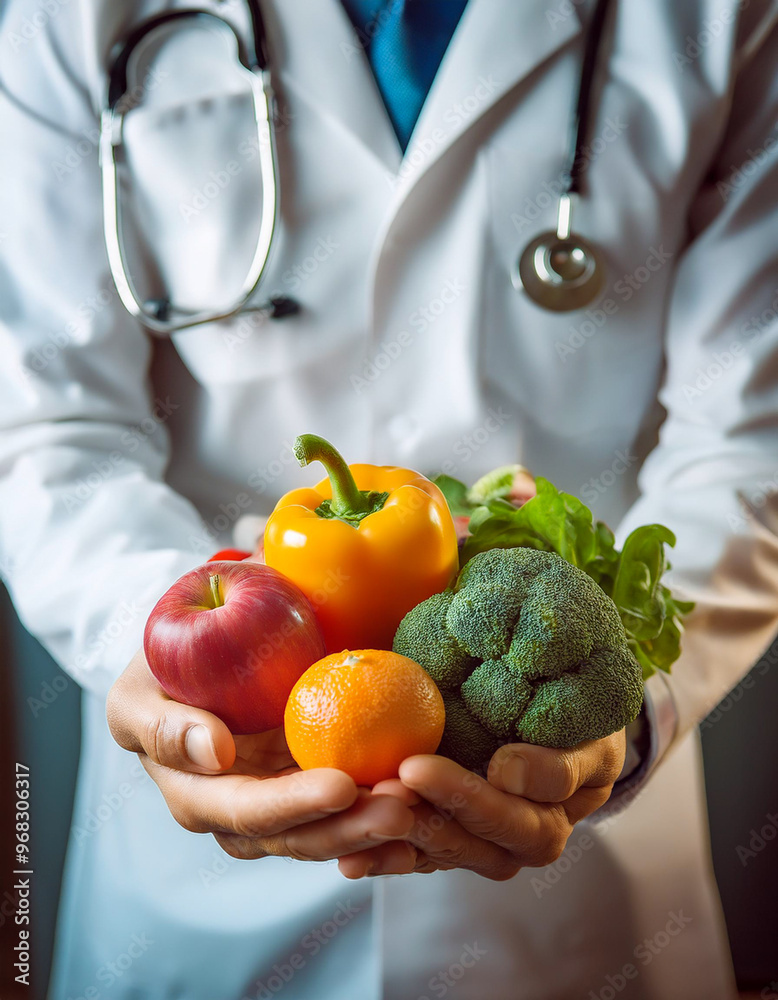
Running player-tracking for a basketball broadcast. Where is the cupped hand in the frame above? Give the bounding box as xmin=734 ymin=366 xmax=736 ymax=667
xmin=106 ymin=650 xmax=414 ymax=861
xmin=337 ymin=730 xmax=626 ymax=880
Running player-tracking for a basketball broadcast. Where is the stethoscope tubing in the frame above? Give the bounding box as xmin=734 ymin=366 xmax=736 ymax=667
xmin=100 ymin=2 xmax=281 ymax=334
xmin=514 ymin=0 xmax=613 ymax=312
xmin=102 ymin=0 xmax=615 ymax=329
xmin=564 ymin=0 xmax=611 ymax=197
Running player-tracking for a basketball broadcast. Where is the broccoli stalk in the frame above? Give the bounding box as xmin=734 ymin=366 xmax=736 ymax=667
xmin=393 ymin=547 xmax=644 ymax=772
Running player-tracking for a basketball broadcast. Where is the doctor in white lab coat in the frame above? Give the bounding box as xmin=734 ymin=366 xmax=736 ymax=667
xmin=1 ymin=1 xmax=778 ymax=997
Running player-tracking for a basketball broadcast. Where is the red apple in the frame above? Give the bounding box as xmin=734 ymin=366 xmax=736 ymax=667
xmin=207 ymin=548 xmax=251 ymax=562
xmin=144 ymin=561 xmax=326 ymax=734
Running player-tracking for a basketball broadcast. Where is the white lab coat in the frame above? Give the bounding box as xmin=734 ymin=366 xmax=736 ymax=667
xmin=1 ymin=0 xmax=777 ymax=997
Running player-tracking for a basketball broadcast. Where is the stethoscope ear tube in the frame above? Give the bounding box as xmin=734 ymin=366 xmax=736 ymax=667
xmin=100 ymin=3 xmax=292 ymax=335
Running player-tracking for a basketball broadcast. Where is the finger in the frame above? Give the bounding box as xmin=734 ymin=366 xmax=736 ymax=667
xmin=107 ymin=649 xmax=236 ymax=773
xmin=404 ymin=801 xmax=519 ymax=880
xmin=242 ymin=791 xmax=415 ymax=862
xmin=411 ymin=849 xmax=443 ymax=874
xmin=339 ymin=803 xmax=516 ymax=881
xmin=562 ymin=783 xmax=616 ymax=825
xmin=231 ymin=728 xmax=297 ymax=777
xmin=487 ymin=731 xmax=626 ymax=803
xmin=371 ymin=778 xmax=423 ymax=806
xmin=143 ymin=759 xmax=359 ymax=838
xmin=338 ymin=840 xmax=419 ymax=879
xmin=509 ymin=467 xmax=536 ymax=504
xmin=399 ymin=754 xmax=569 ymax=866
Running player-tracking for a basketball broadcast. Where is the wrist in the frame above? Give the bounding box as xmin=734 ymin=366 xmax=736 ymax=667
xmin=617 ymin=707 xmax=650 ymax=782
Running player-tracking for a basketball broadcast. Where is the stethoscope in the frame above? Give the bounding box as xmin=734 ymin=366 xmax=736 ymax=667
xmin=101 ymin=0 xmax=612 ymax=333
xmin=100 ymin=0 xmax=299 ymax=334
xmin=514 ymin=0 xmax=611 ymax=311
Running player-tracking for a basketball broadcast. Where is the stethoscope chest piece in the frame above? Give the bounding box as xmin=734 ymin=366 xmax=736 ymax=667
xmin=515 ymin=229 xmax=604 ymax=313
xmin=513 ymin=0 xmax=613 ymax=314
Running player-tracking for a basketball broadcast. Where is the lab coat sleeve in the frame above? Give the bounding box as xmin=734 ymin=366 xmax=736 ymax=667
xmin=0 ymin=19 xmax=207 ymax=697
xmin=608 ymin=12 xmax=778 ymax=803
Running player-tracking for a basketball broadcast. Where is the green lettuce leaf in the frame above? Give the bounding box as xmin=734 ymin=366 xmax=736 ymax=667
xmin=432 ymin=474 xmax=474 ymax=517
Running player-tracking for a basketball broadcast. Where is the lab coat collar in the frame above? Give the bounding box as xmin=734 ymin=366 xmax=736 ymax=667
xmin=267 ymin=0 xmax=403 ymax=174
xmin=396 ymin=0 xmax=583 ymax=188
xmin=269 ymin=0 xmax=582 ymax=182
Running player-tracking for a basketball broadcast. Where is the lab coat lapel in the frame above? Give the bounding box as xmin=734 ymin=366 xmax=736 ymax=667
xmin=269 ymin=0 xmax=582 ymax=185
xmin=394 ymin=0 xmax=582 ymax=192
xmin=268 ymin=0 xmax=402 ymax=173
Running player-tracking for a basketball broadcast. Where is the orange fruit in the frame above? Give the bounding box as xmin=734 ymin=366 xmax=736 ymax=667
xmin=284 ymin=649 xmax=446 ymax=786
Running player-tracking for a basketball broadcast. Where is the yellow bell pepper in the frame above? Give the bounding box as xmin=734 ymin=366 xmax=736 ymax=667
xmin=264 ymin=434 xmax=459 ymax=653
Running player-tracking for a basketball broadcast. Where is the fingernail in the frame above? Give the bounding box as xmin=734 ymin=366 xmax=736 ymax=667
xmin=501 ymin=754 xmax=528 ymax=796
xmin=185 ymin=725 xmax=220 ymax=771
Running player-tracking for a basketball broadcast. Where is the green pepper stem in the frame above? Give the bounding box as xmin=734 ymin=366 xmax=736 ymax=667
xmin=294 ymin=434 xmax=370 ymax=519
xmin=209 ymin=574 xmax=223 ymax=608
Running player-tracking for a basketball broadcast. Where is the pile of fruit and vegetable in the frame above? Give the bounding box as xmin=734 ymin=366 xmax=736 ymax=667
xmin=145 ymin=434 xmax=693 ymax=784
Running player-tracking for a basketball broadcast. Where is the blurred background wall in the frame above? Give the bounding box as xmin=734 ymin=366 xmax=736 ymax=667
xmin=1 ymin=585 xmax=81 ymax=1000
xmin=1 ymin=582 xmax=776 ymax=998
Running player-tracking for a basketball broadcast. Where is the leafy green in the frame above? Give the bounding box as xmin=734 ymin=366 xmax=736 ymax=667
xmin=611 ymin=524 xmax=674 ymax=641
xmin=434 ymin=474 xmax=694 ymax=680
xmin=433 ymin=474 xmax=475 ymax=517
xmin=434 ymin=464 xmax=525 ymax=516
xmin=466 ymin=465 xmax=526 ymax=506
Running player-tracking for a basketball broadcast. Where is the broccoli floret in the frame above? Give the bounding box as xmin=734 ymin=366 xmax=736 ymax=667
xmin=392 ymin=547 xmax=644 ymax=772
xmin=436 ymin=692 xmax=500 ymax=774
xmin=516 ymin=648 xmax=641 ymax=747
xmin=445 ymin=583 xmax=524 ymax=661
xmin=461 ymin=658 xmax=533 ymax=739
xmin=393 ymin=590 xmax=476 ymax=690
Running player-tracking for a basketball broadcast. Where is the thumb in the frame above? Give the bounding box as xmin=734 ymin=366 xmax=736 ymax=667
xmin=487 ymin=733 xmax=626 ymax=803
xmin=106 ymin=648 xmax=237 ymax=774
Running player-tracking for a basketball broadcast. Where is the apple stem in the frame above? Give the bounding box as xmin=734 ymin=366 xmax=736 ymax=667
xmin=209 ymin=574 xmax=223 ymax=608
